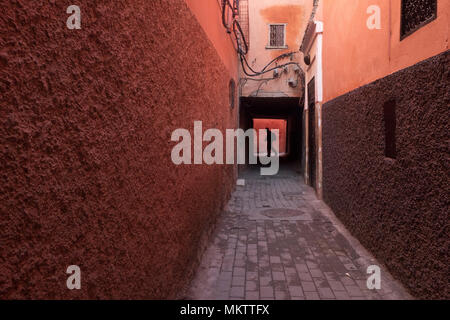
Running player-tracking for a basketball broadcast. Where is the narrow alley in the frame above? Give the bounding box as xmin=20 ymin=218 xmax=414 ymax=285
xmin=186 ymin=166 xmax=411 ymax=300
xmin=1 ymin=0 xmax=448 ymax=303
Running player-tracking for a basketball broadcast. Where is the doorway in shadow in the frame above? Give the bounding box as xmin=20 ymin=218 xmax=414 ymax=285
xmin=240 ymin=97 xmax=303 ymax=177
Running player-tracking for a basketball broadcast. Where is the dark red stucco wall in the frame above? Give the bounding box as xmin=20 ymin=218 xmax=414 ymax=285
xmin=0 ymin=1 xmax=236 ymax=299
xmin=322 ymin=51 xmax=449 ymax=299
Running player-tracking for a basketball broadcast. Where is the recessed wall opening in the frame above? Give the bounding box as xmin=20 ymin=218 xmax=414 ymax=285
xmin=383 ymin=100 xmax=397 ymax=159
xmin=229 ymin=79 xmax=236 ymax=109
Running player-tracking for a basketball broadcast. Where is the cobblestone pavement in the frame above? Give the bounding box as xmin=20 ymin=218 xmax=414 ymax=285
xmin=186 ymin=167 xmax=412 ymax=300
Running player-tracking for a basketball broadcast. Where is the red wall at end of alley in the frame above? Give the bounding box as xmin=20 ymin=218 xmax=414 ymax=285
xmin=0 ymin=1 xmax=236 ymax=298
xmin=253 ymin=119 xmax=288 ymax=154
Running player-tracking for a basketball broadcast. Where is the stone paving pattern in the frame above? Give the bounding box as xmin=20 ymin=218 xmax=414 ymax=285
xmin=186 ymin=169 xmax=412 ymax=300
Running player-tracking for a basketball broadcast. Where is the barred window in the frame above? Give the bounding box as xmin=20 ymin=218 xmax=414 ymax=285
xmin=269 ymin=24 xmax=286 ymax=48
xmin=401 ymin=0 xmax=437 ymax=39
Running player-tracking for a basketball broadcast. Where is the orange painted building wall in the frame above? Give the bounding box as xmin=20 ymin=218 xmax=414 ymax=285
xmin=240 ymin=0 xmax=312 ymax=97
xmin=322 ymin=0 xmax=449 ymax=102
xmin=184 ymin=0 xmax=239 ymax=80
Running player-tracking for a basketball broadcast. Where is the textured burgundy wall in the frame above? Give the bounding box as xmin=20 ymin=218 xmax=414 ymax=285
xmin=322 ymin=51 xmax=449 ymax=299
xmin=0 ymin=1 xmax=236 ymax=299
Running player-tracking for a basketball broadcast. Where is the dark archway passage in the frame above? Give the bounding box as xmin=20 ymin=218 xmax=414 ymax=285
xmin=239 ymin=97 xmax=303 ymax=175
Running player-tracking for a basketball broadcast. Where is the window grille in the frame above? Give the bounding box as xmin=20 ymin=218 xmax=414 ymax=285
xmin=269 ymin=24 xmax=286 ymax=47
xmin=401 ymin=0 xmax=437 ymax=39
xmin=238 ymin=0 xmax=250 ymax=48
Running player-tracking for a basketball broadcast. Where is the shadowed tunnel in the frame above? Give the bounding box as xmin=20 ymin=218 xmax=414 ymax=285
xmin=239 ymin=97 xmax=303 ymax=174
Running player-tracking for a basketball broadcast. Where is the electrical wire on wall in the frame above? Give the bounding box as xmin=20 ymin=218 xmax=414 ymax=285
xmin=221 ymin=0 xmax=302 ymax=81
xmin=222 ymin=0 xmax=239 ymax=34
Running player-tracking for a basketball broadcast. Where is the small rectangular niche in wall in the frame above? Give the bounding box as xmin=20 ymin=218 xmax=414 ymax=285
xmin=383 ymin=100 xmax=397 ymax=159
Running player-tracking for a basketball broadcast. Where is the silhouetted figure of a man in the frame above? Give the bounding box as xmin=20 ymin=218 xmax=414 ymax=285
xmin=266 ymin=128 xmax=276 ymax=157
